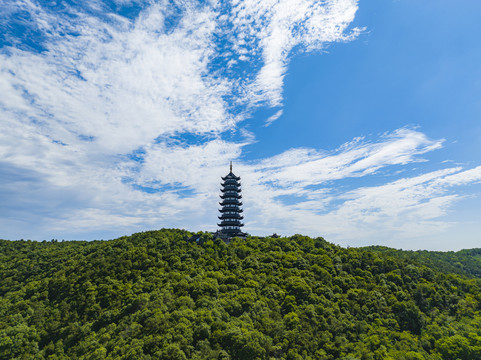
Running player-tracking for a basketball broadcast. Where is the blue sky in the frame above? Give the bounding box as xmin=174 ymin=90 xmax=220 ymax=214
xmin=1 ymin=0 xmax=480 ymax=250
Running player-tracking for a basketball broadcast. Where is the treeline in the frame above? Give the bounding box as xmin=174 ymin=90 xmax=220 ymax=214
xmin=362 ymin=246 xmax=481 ymax=278
xmin=1 ymin=229 xmax=481 ymax=359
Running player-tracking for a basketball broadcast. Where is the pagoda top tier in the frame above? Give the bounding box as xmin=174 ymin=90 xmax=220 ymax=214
xmin=221 ymin=162 xmax=241 ymax=181
xmin=221 ymin=173 xmax=240 ymax=181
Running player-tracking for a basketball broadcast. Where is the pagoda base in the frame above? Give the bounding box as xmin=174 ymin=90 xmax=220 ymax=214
xmin=213 ymin=230 xmax=246 ymax=241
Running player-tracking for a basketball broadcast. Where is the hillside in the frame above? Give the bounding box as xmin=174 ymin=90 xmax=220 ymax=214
xmin=362 ymin=246 xmax=481 ymax=279
xmin=1 ymin=229 xmax=481 ymax=359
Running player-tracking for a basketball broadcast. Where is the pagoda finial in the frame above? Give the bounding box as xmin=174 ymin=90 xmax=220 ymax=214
xmin=230 ymin=161 xmax=232 ymax=172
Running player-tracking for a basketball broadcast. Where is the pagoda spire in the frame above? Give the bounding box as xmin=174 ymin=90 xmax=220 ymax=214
xmin=217 ymin=163 xmax=245 ymax=239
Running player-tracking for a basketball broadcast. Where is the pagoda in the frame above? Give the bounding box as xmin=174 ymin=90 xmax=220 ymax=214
xmin=217 ymin=162 xmax=245 ymax=239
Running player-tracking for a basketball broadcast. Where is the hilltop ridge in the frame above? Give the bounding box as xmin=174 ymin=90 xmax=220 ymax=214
xmin=362 ymin=246 xmax=481 ymax=279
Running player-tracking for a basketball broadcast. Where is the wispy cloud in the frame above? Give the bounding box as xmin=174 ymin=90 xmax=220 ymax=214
xmin=239 ymin=130 xmax=481 ymax=245
xmin=252 ymin=128 xmax=443 ymax=187
xmin=227 ymin=0 xmax=362 ymax=106
xmin=264 ymin=109 xmax=283 ymax=127
xmin=243 ymin=165 xmax=481 ymax=250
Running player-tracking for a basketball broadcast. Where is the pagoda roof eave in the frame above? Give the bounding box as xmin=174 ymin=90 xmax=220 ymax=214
xmin=221 ymin=173 xmax=241 ymax=181
xmin=219 ymin=201 xmax=243 ymax=206
xmin=219 ymin=208 xmax=243 ymax=213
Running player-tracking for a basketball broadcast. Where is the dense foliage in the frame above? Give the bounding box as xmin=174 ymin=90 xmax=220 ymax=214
xmin=1 ymin=229 xmax=481 ymax=359
xmin=363 ymin=246 xmax=481 ymax=279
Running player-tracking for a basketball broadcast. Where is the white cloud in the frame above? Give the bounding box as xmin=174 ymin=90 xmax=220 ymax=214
xmin=243 ymin=162 xmax=481 ymax=249
xmin=234 ymin=130 xmax=481 ymax=249
xmin=1 ymin=2 xmax=234 ymax=154
xmin=264 ymin=109 xmax=283 ymax=127
xmin=229 ymin=0 xmax=362 ymax=106
xmin=252 ymin=128 xmax=443 ymax=188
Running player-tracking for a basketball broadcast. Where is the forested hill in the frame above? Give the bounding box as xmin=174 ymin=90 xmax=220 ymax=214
xmin=361 ymin=246 xmax=481 ymax=279
xmin=1 ymin=230 xmax=481 ymax=359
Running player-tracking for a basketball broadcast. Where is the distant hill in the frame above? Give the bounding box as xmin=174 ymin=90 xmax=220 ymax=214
xmin=1 ymin=229 xmax=481 ymax=359
xmin=362 ymin=246 xmax=481 ymax=278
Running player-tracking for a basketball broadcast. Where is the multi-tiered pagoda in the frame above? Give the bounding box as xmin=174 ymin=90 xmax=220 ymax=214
xmin=217 ymin=162 xmax=245 ymax=239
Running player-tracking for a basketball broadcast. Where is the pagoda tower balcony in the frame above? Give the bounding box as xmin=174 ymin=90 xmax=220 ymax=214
xmin=218 ymin=221 xmax=244 ymax=227
xmin=218 ymin=207 xmax=243 ymax=213
xmin=221 ymin=181 xmax=241 ymax=188
xmin=219 ymin=193 xmax=242 ymax=199
xmin=219 ymin=200 xmax=243 ymax=206
xmin=220 ymin=186 xmax=241 ymax=192
xmin=218 ymin=214 xmax=244 ymax=220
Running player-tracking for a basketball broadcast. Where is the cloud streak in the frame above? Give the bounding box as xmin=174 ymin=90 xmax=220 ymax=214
xmin=240 ymin=131 xmax=481 ymax=247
